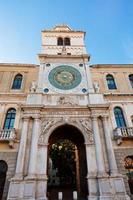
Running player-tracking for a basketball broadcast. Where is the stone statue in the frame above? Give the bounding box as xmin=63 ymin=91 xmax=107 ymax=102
xmin=62 ymin=46 xmax=67 ymax=55
xmin=93 ymin=82 xmax=100 ymax=93
xmin=30 ymin=81 xmax=37 ymax=92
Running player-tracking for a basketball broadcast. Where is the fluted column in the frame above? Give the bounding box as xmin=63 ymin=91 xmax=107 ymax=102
xmin=15 ymin=117 xmax=29 ymax=178
xmin=28 ymin=116 xmax=41 ymax=177
xmin=102 ymin=116 xmax=118 ymax=175
xmin=91 ymin=116 xmax=106 ymax=176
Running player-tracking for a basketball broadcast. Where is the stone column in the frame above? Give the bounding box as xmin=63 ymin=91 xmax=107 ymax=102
xmin=28 ymin=116 xmax=41 ymax=177
xmin=15 ymin=117 xmax=29 ymax=178
xmin=36 ymin=144 xmax=48 ymax=200
xmin=91 ymin=116 xmax=106 ymax=176
xmin=102 ymin=116 xmax=118 ymax=175
xmin=85 ymin=143 xmax=98 ymax=199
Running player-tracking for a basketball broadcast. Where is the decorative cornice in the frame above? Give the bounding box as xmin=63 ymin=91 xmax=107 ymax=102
xmin=90 ymin=64 xmax=133 ymax=68
xmin=38 ymin=53 xmax=89 ymax=59
xmin=104 ymin=92 xmax=133 ymax=96
xmin=0 ymin=63 xmax=39 ymax=68
xmin=0 ymin=93 xmax=27 ymax=97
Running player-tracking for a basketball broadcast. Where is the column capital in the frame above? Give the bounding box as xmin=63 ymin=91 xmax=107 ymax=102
xmin=33 ymin=115 xmax=41 ymax=121
xmin=22 ymin=115 xmax=30 ymax=121
xmin=91 ymin=115 xmax=98 ymax=121
xmin=84 ymin=142 xmax=94 ymax=147
xmin=38 ymin=142 xmax=49 ymax=147
xmin=102 ymin=114 xmax=109 ymax=120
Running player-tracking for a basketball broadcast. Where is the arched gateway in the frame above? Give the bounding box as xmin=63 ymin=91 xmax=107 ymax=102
xmin=47 ymin=124 xmax=88 ymax=200
xmin=37 ymin=118 xmax=93 ymax=200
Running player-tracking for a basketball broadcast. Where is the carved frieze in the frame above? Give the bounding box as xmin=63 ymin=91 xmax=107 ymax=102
xmin=42 ymin=110 xmax=90 ymax=116
xmin=57 ymin=96 xmax=78 ymax=106
xmin=38 ymin=116 xmax=94 ymax=145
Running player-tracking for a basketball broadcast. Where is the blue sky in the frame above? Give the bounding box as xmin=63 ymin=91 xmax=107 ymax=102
xmin=0 ymin=0 xmax=133 ymax=65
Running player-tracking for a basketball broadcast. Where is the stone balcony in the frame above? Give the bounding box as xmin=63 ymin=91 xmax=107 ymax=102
xmin=0 ymin=128 xmax=16 ymax=148
xmin=114 ymin=127 xmax=133 ymax=145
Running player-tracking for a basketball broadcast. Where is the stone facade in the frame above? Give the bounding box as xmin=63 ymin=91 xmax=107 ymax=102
xmin=0 ymin=25 xmax=132 ymax=200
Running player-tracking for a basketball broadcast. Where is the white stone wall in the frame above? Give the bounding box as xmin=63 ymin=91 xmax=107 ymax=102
xmin=41 ymin=31 xmax=86 ymax=55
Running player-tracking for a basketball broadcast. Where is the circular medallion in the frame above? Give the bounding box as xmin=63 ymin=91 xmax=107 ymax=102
xmin=48 ymin=65 xmax=82 ymax=90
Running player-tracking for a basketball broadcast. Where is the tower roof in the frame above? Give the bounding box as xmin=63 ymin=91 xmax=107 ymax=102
xmin=42 ymin=24 xmax=85 ymax=34
xmin=53 ymin=24 xmax=72 ymax=31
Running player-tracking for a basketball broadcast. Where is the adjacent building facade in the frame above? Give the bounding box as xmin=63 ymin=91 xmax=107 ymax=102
xmin=0 ymin=25 xmax=133 ymax=200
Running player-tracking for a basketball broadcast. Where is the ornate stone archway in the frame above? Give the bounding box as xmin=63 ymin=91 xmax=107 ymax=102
xmin=37 ymin=117 xmax=97 ymax=200
xmin=38 ymin=117 xmax=94 ymax=145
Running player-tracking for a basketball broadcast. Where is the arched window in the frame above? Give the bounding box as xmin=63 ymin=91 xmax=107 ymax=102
xmin=0 ymin=160 xmax=8 ymax=200
xmin=64 ymin=37 xmax=70 ymax=46
xmin=129 ymin=74 xmax=133 ymax=88
xmin=3 ymin=108 xmax=16 ymax=129
xmin=106 ymin=74 xmax=117 ymax=89
xmin=114 ymin=107 xmax=126 ymax=127
xmin=124 ymin=156 xmax=133 ymax=195
xmin=12 ymin=74 xmax=23 ymax=89
xmin=57 ymin=37 xmax=63 ymax=46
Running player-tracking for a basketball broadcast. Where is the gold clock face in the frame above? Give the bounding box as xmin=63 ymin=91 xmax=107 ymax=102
xmin=48 ymin=65 xmax=82 ymax=90
xmin=55 ymin=71 xmax=74 ymax=85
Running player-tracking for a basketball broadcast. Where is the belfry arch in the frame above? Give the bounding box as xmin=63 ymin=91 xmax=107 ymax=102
xmin=47 ymin=124 xmax=88 ymax=200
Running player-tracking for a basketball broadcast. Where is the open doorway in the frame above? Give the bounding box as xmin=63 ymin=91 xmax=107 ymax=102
xmin=47 ymin=124 xmax=88 ymax=200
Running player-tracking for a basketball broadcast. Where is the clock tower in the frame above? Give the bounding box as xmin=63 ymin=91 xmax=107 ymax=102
xmin=29 ymin=24 xmax=102 ymax=106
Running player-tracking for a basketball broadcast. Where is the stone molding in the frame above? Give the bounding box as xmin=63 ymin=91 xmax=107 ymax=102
xmin=57 ymin=96 xmax=78 ymax=106
xmin=38 ymin=117 xmax=94 ymax=145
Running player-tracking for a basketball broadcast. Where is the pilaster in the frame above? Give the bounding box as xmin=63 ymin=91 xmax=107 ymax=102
xmin=36 ymin=143 xmax=48 ymax=200
xmin=102 ymin=115 xmax=118 ymax=176
xmin=85 ymin=143 xmax=98 ymax=200
xmin=7 ymin=116 xmax=29 ymax=200
xmin=14 ymin=116 xmax=29 ymax=178
xmin=91 ymin=115 xmax=106 ymax=176
xmin=27 ymin=116 xmax=41 ymax=177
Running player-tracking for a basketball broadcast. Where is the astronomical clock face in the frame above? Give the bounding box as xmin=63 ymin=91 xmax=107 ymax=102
xmin=48 ymin=65 xmax=82 ymax=90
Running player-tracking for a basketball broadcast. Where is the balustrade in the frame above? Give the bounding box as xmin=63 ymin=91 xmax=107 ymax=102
xmin=114 ymin=127 xmax=133 ymax=144
xmin=114 ymin=127 xmax=133 ymax=138
xmin=0 ymin=129 xmax=16 ymax=147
